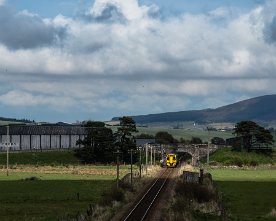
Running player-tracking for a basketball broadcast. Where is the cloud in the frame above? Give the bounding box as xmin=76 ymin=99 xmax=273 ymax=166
xmin=0 ymin=6 xmax=66 ymax=50
xmin=0 ymin=0 xmax=276 ymax=121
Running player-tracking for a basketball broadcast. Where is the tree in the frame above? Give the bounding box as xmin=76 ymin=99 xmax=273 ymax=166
xmin=115 ymin=116 xmax=138 ymax=162
xmin=136 ymin=133 xmax=155 ymax=139
xmin=155 ymin=131 xmax=175 ymax=144
xmin=191 ymin=137 xmax=203 ymax=144
xmin=233 ymin=120 xmax=274 ymax=151
xmin=211 ymin=137 xmax=225 ymax=145
xmin=75 ymin=121 xmax=115 ymax=163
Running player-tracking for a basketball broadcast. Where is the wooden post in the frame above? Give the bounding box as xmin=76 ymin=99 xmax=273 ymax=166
xmin=130 ymin=149 xmax=133 ymax=187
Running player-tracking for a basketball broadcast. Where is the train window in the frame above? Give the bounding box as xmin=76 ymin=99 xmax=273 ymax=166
xmin=173 ymin=156 xmax=175 ymax=160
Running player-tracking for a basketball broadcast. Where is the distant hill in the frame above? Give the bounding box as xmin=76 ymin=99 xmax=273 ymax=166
xmin=0 ymin=117 xmax=34 ymax=125
xmin=112 ymin=95 xmax=276 ymax=125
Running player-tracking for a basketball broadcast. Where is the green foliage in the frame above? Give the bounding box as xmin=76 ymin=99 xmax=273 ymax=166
xmin=191 ymin=137 xmax=203 ymax=144
xmin=208 ymin=147 xmax=275 ymax=166
xmin=233 ymin=121 xmax=274 ymax=151
xmin=155 ymin=131 xmax=175 ymax=144
xmin=75 ymin=121 xmax=115 ymax=163
xmin=115 ymin=117 xmax=138 ymax=163
xmin=135 ymin=133 xmax=155 ymax=139
xmin=211 ymin=137 xmax=225 ymax=145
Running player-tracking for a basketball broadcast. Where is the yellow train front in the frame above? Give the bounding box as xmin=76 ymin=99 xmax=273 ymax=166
xmin=166 ymin=153 xmax=177 ymax=168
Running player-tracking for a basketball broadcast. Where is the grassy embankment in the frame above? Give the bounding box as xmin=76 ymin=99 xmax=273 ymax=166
xmin=0 ymin=151 xmax=135 ymax=221
xmin=207 ymin=148 xmax=276 ymax=221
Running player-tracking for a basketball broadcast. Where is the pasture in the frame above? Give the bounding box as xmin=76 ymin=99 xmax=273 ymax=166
xmin=0 ymin=151 xmax=137 ymax=221
xmin=210 ymin=168 xmax=276 ymax=221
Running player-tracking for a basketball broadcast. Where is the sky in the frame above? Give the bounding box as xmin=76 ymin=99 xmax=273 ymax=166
xmin=0 ymin=0 xmax=276 ymax=123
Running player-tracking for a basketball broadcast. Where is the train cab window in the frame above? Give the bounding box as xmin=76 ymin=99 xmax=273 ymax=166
xmin=173 ymin=156 xmax=176 ymax=160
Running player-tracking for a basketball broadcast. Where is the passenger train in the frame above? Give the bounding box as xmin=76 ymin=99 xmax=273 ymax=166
xmin=166 ymin=153 xmax=177 ymax=168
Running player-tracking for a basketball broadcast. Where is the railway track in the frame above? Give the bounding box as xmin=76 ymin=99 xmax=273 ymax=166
xmin=122 ymin=168 xmax=173 ymax=221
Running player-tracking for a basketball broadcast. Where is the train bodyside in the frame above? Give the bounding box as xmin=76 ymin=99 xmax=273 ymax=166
xmin=166 ymin=153 xmax=177 ymax=168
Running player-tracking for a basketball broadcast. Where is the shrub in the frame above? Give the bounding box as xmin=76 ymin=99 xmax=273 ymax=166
xmin=100 ymin=187 xmax=125 ymax=206
xmin=175 ymin=181 xmax=215 ymax=203
xmin=249 ymin=160 xmax=258 ymax=167
xmin=24 ymin=176 xmax=41 ymax=181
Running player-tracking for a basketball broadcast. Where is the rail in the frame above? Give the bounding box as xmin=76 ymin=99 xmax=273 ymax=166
xmin=123 ymin=168 xmax=173 ymax=221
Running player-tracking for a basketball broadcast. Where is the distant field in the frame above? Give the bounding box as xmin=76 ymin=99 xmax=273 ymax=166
xmin=210 ymin=168 xmax=276 ymax=221
xmin=134 ymin=127 xmax=234 ymax=142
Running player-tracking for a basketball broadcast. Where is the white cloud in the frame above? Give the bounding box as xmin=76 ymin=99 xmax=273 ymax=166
xmin=0 ymin=0 xmax=5 ymax=6
xmin=1 ymin=0 xmax=276 ymax=121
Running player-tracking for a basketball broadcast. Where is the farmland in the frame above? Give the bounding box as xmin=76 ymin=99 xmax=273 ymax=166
xmin=0 ymin=151 xmax=137 ymax=221
xmin=210 ymin=168 xmax=276 ymax=221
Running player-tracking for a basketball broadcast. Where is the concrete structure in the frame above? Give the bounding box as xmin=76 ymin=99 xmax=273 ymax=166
xmin=177 ymin=144 xmax=218 ymax=166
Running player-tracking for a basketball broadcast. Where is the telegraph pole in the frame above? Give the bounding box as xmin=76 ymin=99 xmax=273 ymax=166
xmin=145 ymin=144 xmax=148 ymax=174
xmin=6 ymin=125 xmax=10 ymax=176
xmin=150 ymin=145 xmax=152 ymax=165
xmin=130 ymin=149 xmax=133 ymax=187
xmin=114 ymin=149 xmax=121 ymax=188
xmin=139 ymin=147 xmax=142 ymax=178
xmin=207 ymin=127 xmax=210 ymax=166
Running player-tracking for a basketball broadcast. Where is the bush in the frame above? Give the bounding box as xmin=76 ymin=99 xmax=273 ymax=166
xmin=175 ymin=181 xmax=215 ymax=203
xmin=100 ymin=187 xmax=125 ymax=206
xmin=250 ymin=160 xmax=258 ymax=167
xmin=24 ymin=176 xmax=41 ymax=181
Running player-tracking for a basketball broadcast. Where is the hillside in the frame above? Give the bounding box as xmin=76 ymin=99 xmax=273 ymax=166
xmin=112 ymin=95 xmax=276 ymax=125
xmin=0 ymin=117 xmax=34 ymax=125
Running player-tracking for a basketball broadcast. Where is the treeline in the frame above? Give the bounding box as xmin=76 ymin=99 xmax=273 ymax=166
xmin=0 ymin=117 xmax=34 ymax=123
xmin=74 ymin=117 xmax=227 ymax=164
xmin=75 ymin=119 xmax=274 ymax=164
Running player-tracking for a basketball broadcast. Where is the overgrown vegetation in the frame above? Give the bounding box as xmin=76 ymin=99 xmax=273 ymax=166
xmin=165 ymin=174 xmax=221 ymax=221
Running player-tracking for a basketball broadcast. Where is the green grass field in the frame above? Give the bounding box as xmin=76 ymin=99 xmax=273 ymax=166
xmin=208 ymin=147 xmax=276 ymax=166
xmin=0 ymin=179 xmax=114 ymax=221
xmin=0 ymin=164 xmax=136 ymax=221
xmin=0 ymin=150 xmax=136 ymax=221
xmin=210 ymin=168 xmax=276 ymax=221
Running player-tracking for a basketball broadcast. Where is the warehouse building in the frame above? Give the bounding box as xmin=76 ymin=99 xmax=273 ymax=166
xmin=0 ymin=125 xmax=87 ymax=151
